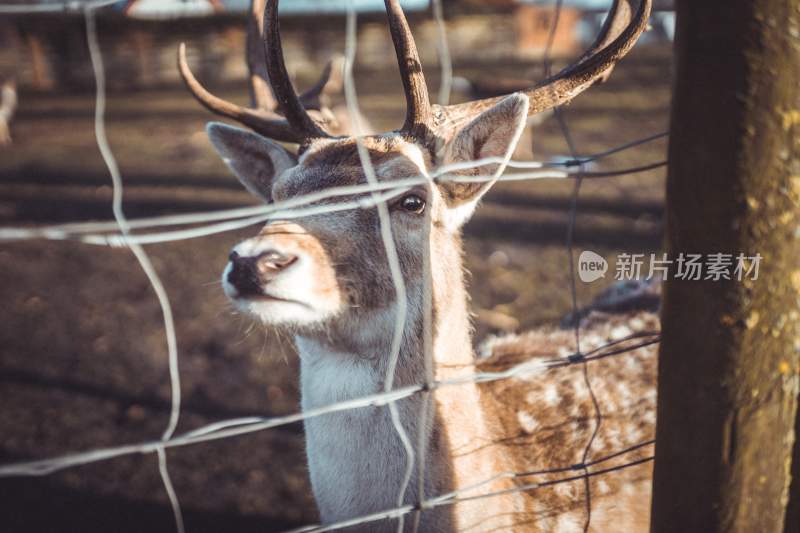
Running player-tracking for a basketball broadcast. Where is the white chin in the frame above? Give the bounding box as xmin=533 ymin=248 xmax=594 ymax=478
xmin=222 ymin=278 xmax=333 ymax=327
xmin=221 ymin=265 xmax=340 ymax=327
xmin=234 ymin=298 xmax=333 ymax=327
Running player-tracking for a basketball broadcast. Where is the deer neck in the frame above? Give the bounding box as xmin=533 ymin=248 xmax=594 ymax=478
xmin=294 ymin=235 xmax=523 ymax=529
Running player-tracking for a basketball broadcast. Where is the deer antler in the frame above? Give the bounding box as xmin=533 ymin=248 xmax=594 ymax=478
xmin=179 ymin=0 xmax=334 ymax=143
xmin=246 ymin=0 xmax=278 ymax=111
xmin=262 ymin=0 xmax=331 ymax=140
xmin=382 ymin=0 xmax=652 ymax=142
xmin=383 ymin=0 xmax=432 ymax=138
xmin=245 ymin=0 xmax=344 ymax=112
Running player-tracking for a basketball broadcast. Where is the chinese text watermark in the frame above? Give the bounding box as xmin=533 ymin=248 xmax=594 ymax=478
xmin=578 ymin=251 xmax=762 ymax=283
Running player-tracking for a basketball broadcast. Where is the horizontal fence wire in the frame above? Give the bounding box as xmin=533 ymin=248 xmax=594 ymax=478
xmin=0 ymin=0 xmax=119 ymax=13
xmin=0 ymin=157 xmax=668 ymax=245
xmin=0 ymin=329 xmax=660 ymax=477
xmin=286 ymin=453 xmax=657 ymax=533
xmin=0 ymin=1 xmax=666 ymax=532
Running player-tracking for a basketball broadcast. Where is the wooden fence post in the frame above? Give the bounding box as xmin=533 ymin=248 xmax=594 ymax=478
xmin=651 ymin=1 xmax=800 ymax=532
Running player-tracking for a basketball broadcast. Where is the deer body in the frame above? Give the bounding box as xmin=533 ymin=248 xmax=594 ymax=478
xmin=184 ymin=0 xmax=655 ymax=530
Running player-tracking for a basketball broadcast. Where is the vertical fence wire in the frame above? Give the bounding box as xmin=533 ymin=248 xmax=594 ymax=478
xmin=83 ymin=5 xmax=185 ymax=532
xmin=343 ymin=4 xmax=416 ymax=531
xmin=412 ymin=1 xmax=451 ymax=529
xmin=542 ymin=1 xmax=604 ymax=530
xmin=431 ymin=0 xmax=452 ymax=107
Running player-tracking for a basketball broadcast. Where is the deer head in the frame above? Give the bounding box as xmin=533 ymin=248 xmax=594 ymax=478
xmin=191 ymin=0 xmax=651 ymax=348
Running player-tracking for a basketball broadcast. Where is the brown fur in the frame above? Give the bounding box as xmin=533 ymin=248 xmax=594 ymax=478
xmin=476 ymin=311 xmax=659 ymax=530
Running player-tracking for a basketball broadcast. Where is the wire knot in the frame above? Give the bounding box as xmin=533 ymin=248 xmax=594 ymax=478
xmin=567 ymin=352 xmax=586 ymax=363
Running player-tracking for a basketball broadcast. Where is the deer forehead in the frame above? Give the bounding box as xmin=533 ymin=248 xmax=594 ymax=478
xmin=274 ymin=136 xmax=432 ymax=200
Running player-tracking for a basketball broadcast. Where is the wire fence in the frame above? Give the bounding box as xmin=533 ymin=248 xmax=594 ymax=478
xmin=0 ymin=1 xmax=665 ymax=532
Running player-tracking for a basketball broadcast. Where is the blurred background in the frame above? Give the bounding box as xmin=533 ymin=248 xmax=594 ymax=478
xmin=0 ymin=0 xmax=671 ymax=531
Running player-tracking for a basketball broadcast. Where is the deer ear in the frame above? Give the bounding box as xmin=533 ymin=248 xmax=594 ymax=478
xmin=439 ymin=93 xmax=529 ymax=226
xmin=206 ymin=122 xmax=296 ymax=203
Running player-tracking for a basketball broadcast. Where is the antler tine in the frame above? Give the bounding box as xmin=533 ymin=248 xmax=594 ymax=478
xmin=301 ymin=56 xmax=344 ymax=111
xmin=179 ymin=0 xmax=338 ymax=144
xmin=434 ymin=0 xmax=652 ymax=137
xmin=246 ymin=0 xmax=333 ymax=112
xmin=384 ymin=0 xmax=432 ymax=137
xmin=263 ymin=0 xmax=331 ymax=140
xmin=246 ymin=0 xmax=278 ymax=110
xmin=574 ymin=0 xmax=636 ymax=82
xmin=178 ymin=43 xmax=303 ymax=143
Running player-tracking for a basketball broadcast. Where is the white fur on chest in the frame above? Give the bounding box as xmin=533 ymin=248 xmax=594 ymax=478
xmin=297 ymin=336 xmax=381 ymax=408
xmin=296 ymin=336 xmax=420 ymax=530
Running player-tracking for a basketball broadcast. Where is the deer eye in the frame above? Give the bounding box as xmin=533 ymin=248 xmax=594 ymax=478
xmin=399 ymin=194 xmax=425 ymax=214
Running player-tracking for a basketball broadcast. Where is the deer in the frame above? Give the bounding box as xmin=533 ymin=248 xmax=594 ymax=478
xmin=182 ymin=0 xmax=658 ymax=530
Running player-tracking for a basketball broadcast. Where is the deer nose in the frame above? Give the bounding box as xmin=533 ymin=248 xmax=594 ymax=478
xmin=254 ymin=250 xmax=297 ymax=272
xmin=227 ymin=249 xmax=297 ymax=296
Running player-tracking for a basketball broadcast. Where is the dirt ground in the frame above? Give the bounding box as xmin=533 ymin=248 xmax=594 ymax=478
xmin=0 ymin=43 xmax=671 ymax=532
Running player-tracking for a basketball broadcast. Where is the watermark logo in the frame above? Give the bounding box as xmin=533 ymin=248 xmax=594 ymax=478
xmin=578 ymin=250 xmax=608 ymax=283
xmin=578 ymin=251 xmax=762 ymax=283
